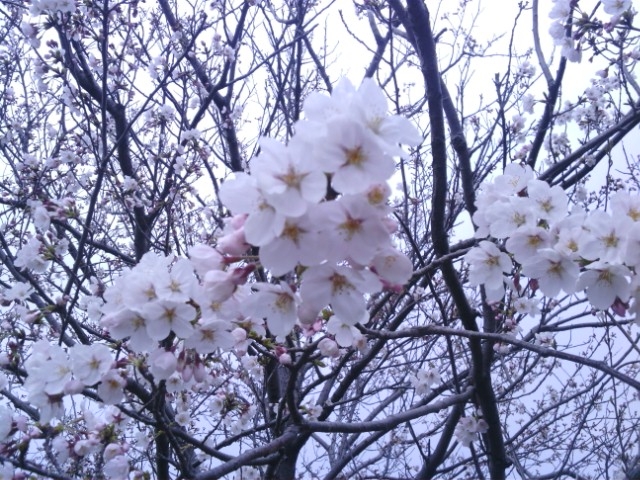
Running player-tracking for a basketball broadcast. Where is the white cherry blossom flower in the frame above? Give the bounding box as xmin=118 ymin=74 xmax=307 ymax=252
xmin=493 ymin=163 xmax=534 ymax=195
xmin=143 ymin=300 xmax=195 ymax=340
xmin=464 ymin=241 xmax=512 ymax=301
xmin=51 ymin=436 xmax=70 ymax=464
xmin=202 ymin=270 xmax=238 ymax=303
xmin=300 ymin=77 xmax=358 ymax=126
xmin=580 ymin=211 xmax=627 ymax=263
xmin=318 ymin=338 xmax=340 ymax=358
xmin=611 ymin=191 xmax=640 ymax=224
xmin=4 ymin=282 xmax=33 ymax=302
xmin=101 ymin=308 xmax=157 ymax=353
xmin=30 ymin=201 xmax=51 ymax=230
xmin=301 ymin=264 xmax=382 ymax=325
xmin=14 ymin=237 xmax=49 ymax=273
xmin=527 ymin=179 xmax=568 ymax=223
xmin=253 ymin=137 xmax=327 ymax=217
xmin=351 ymin=78 xmax=422 ymax=154
xmin=409 ymin=367 xmax=441 ymax=395
xmin=185 ymin=320 xmax=235 ymax=354
xmin=513 ymin=297 xmax=541 ymax=317
xmin=70 ymin=344 xmax=113 ymax=386
xmin=521 ymin=248 xmax=579 ymax=297
xmin=119 ymin=271 xmax=160 ymax=307
xmin=155 ymin=258 xmax=197 ymax=302
xmin=549 ymin=0 xmax=571 ymax=19
xmin=576 ymin=262 xmax=631 ymax=310
xmin=316 ymin=195 xmax=390 ymax=264
xmin=74 ymin=437 xmax=101 ymax=457
xmin=259 ymin=213 xmax=326 ymax=276
xmin=455 ymin=416 xmax=489 ymax=447
xmin=326 ymin=316 xmax=360 ymax=347
xmin=98 ymin=370 xmax=126 ymax=405
xmin=29 ymin=390 xmax=64 ymax=423
xmin=220 ymin=172 xmax=285 ymax=246
xmin=486 ymin=197 xmax=536 ymax=238
xmin=104 ymin=455 xmax=130 ymax=479
xmin=506 ymin=226 xmax=552 ymax=265
xmin=316 ymin=118 xmax=395 ymax=194
xmin=25 ymin=341 xmax=71 ymax=396
xmin=243 ymin=283 xmax=299 ymax=339
xmin=624 ymin=223 xmax=640 ymax=267
xmin=553 ymin=225 xmax=589 ymax=259
xmin=0 ymin=406 xmax=13 ymax=442
xmin=188 ymin=244 xmax=224 ymax=277
xmin=217 ymin=215 xmax=250 ymax=256
xmin=371 ymin=246 xmax=413 ymax=287
xmin=602 ymin=0 xmax=631 ymax=16
xmin=535 ymin=332 xmax=556 ymax=347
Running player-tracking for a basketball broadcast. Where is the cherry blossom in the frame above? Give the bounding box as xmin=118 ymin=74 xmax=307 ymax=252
xmin=326 ymin=316 xmax=362 ymax=347
xmin=315 ymin=118 xmax=395 ymax=194
xmin=14 ymin=237 xmax=49 ymax=273
xmin=97 ymin=370 xmax=126 ymax=405
xmin=252 ymin=137 xmax=327 ymax=217
xmin=219 ymin=173 xmax=286 ymax=247
xmin=243 ymin=283 xmax=299 ymax=339
xmin=602 ymin=0 xmax=631 ymax=15
xmin=101 ymin=308 xmax=157 ymax=353
xmin=409 ymin=367 xmax=441 ymax=395
xmin=188 ymin=244 xmax=225 ymax=277
xmin=316 ymin=195 xmax=390 ymax=264
xmin=576 ymin=262 xmax=631 ymax=310
xmin=258 ymin=214 xmax=326 ymax=276
xmin=142 ymin=300 xmax=196 ymax=341
xmin=300 ymin=264 xmax=382 ymax=325
xmin=3 ymin=7 xmax=638 ymax=474
xmin=318 ymin=337 xmax=340 ymax=358
xmin=184 ymin=320 xmax=235 ymax=354
xmin=70 ymin=344 xmax=113 ymax=386
xmin=455 ymin=416 xmax=489 ymax=447
xmin=464 ymin=241 xmax=512 ymax=301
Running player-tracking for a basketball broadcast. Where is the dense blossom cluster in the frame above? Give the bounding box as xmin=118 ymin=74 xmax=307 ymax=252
xmin=466 ymin=163 xmax=640 ymax=319
xmin=13 ymin=79 xmax=419 ymax=434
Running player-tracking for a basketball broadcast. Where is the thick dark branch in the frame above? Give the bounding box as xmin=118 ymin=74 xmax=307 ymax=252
xmin=417 ymin=402 xmax=465 ymax=479
xmin=441 ymin=80 xmax=475 ymax=215
xmin=540 ymin=101 xmax=640 ymax=184
xmin=194 ymin=426 xmax=301 ymax=480
xmin=526 ymin=59 xmax=566 ymax=169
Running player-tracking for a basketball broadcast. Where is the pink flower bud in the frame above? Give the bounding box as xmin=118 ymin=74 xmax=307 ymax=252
xmin=182 ymin=364 xmax=194 ymax=382
xmin=193 ymin=362 xmax=207 ymax=383
xmin=217 ymin=228 xmax=249 ymax=256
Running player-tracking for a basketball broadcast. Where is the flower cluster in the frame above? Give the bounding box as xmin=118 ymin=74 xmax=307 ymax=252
xmin=548 ymin=0 xmax=582 ymax=62
xmin=21 ymin=78 xmax=421 ymax=423
xmin=218 ymin=78 xmax=419 ymax=341
xmin=455 ymin=415 xmax=489 ymax=447
xmin=23 ymin=341 xmax=119 ymax=423
xmin=466 ymin=163 xmax=640 ymax=319
xmin=409 ymin=367 xmax=441 ymax=395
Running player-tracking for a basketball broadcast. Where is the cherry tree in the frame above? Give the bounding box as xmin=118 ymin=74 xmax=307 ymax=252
xmin=0 ymin=0 xmax=639 ymax=479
